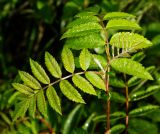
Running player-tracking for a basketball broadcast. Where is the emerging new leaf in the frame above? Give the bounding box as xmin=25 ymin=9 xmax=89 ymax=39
xmin=110 ymin=58 xmax=153 ymax=80
xmin=12 ymin=83 xmax=34 ymax=95
xmin=46 ymin=86 xmax=62 ymax=115
xmin=106 ymin=19 xmax=141 ymax=30
xmin=60 ymin=80 xmax=85 ymax=103
xmin=61 ymin=22 xmax=102 ymax=39
xmin=85 ymin=72 xmax=105 ymax=90
xmin=19 ymin=71 xmax=41 ymax=89
xmin=110 ymin=32 xmax=152 ymax=50
xmin=37 ymin=90 xmax=47 ymax=117
xmin=61 ymin=47 xmax=75 ymax=73
xmin=72 ymin=74 xmax=97 ymax=95
xmin=45 ymin=52 xmax=62 ymax=78
xmin=30 ymin=59 xmax=50 ymax=84
xmin=104 ymin=12 xmax=135 ymax=20
xmin=65 ymin=33 xmax=105 ymax=49
xmin=79 ymin=49 xmax=91 ymax=70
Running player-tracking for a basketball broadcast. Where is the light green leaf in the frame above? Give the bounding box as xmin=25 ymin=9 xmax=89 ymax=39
xmin=67 ymin=16 xmax=100 ymax=28
xmin=45 ymin=52 xmax=62 ymax=78
xmin=104 ymin=12 xmax=135 ymax=20
xmin=61 ymin=47 xmax=75 ymax=73
xmin=59 ymin=80 xmax=85 ymax=103
xmin=106 ymin=19 xmax=141 ymax=30
xmin=29 ymin=95 xmax=36 ymax=118
xmin=110 ymin=58 xmax=153 ymax=80
xmin=65 ymin=33 xmax=105 ymax=49
xmin=46 ymin=86 xmax=62 ymax=115
xmin=30 ymin=59 xmax=50 ymax=84
xmin=129 ymin=85 xmax=160 ymax=101
xmin=72 ymin=74 xmax=96 ymax=95
xmin=110 ymin=124 xmax=125 ymax=134
xmin=61 ymin=22 xmax=102 ymax=39
xmin=18 ymin=71 xmax=41 ymax=89
xmin=129 ymin=105 xmax=160 ymax=116
xmin=13 ymin=98 xmax=30 ymax=121
xmin=12 ymin=83 xmax=34 ymax=95
xmin=75 ymin=11 xmax=97 ymax=18
xmin=110 ymin=32 xmax=152 ymax=50
xmin=37 ymin=90 xmax=47 ymax=117
xmin=85 ymin=72 xmax=105 ymax=90
xmin=79 ymin=49 xmax=91 ymax=70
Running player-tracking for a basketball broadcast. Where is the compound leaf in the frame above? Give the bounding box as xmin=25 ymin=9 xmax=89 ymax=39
xmin=65 ymin=33 xmax=105 ymax=49
xmin=45 ymin=52 xmax=62 ymax=78
xmin=61 ymin=47 xmax=75 ymax=73
xmin=46 ymin=86 xmax=62 ymax=115
xmin=12 ymin=83 xmax=34 ymax=95
xmin=110 ymin=32 xmax=152 ymax=50
xmin=104 ymin=12 xmax=135 ymax=20
xmin=106 ymin=19 xmax=141 ymax=30
xmin=110 ymin=58 xmax=153 ymax=80
xmin=37 ymin=90 xmax=47 ymax=117
xmin=30 ymin=59 xmax=50 ymax=84
xmin=61 ymin=22 xmax=102 ymax=39
xmin=85 ymin=72 xmax=105 ymax=90
xmin=72 ymin=74 xmax=97 ymax=95
xmin=79 ymin=49 xmax=91 ymax=70
xmin=60 ymin=80 xmax=85 ymax=103
xmin=18 ymin=71 xmax=41 ymax=89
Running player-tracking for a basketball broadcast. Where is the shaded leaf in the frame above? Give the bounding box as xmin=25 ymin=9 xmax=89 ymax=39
xmin=61 ymin=22 xmax=102 ymax=39
xmin=12 ymin=83 xmax=33 ymax=95
xmin=104 ymin=12 xmax=135 ymax=20
xmin=110 ymin=32 xmax=152 ymax=50
xmin=37 ymin=90 xmax=47 ymax=117
xmin=110 ymin=58 xmax=153 ymax=80
xmin=19 ymin=71 xmax=41 ymax=89
xmin=129 ymin=105 xmax=160 ymax=116
xmin=59 ymin=80 xmax=85 ymax=103
xmin=85 ymin=72 xmax=105 ymax=90
xmin=106 ymin=19 xmax=141 ymax=30
xmin=61 ymin=47 xmax=75 ymax=73
xmin=29 ymin=95 xmax=36 ymax=118
xmin=110 ymin=91 xmax=126 ymax=103
xmin=110 ymin=77 xmax=125 ymax=88
xmin=65 ymin=33 xmax=105 ymax=49
xmin=46 ymin=86 xmax=62 ymax=115
xmin=110 ymin=124 xmax=125 ymax=134
xmin=79 ymin=49 xmax=91 ymax=70
xmin=129 ymin=85 xmax=160 ymax=101
xmin=45 ymin=52 xmax=62 ymax=78
xmin=30 ymin=59 xmax=50 ymax=84
xmin=72 ymin=74 xmax=96 ymax=95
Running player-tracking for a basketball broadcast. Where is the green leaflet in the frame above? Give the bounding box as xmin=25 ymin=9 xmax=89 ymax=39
xmin=12 ymin=83 xmax=34 ymax=95
xmin=37 ymin=90 xmax=47 ymax=117
xmin=18 ymin=71 xmax=41 ymax=89
xmin=85 ymin=72 xmax=105 ymax=90
xmin=106 ymin=19 xmax=141 ymax=30
xmin=30 ymin=59 xmax=50 ymax=84
xmin=110 ymin=92 xmax=126 ymax=103
xmin=110 ymin=124 xmax=125 ymax=134
xmin=79 ymin=49 xmax=91 ymax=70
xmin=13 ymin=98 xmax=30 ymax=121
xmin=45 ymin=52 xmax=62 ymax=78
xmin=110 ymin=32 xmax=152 ymax=50
xmin=104 ymin=12 xmax=135 ymax=20
xmin=61 ymin=22 xmax=102 ymax=39
xmin=72 ymin=74 xmax=97 ymax=95
xmin=29 ymin=95 xmax=36 ymax=118
xmin=59 ymin=80 xmax=85 ymax=103
xmin=65 ymin=33 xmax=105 ymax=49
xmin=67 ymin=16 xmax=100 ymax=28
xmin=129 ymin=85 xmax=160 ymax=101
xmin=75 ymin=11 xmax=97 ymax=18
xmin=46 ymin=86 xmax=62 ymax=115
xmin=110 ymin=77 xmax=125 ymax=88
xmin=129 ymin=105 xmax=160 ymax=116
xmin=61 ymin=47 xmax=75 ymax=73
xmin=110 ymin=58 xmax=153 ymax=80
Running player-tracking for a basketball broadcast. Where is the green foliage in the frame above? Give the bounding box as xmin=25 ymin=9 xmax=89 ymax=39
xmin=110 ymin=124 xmax=125 ymax=134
